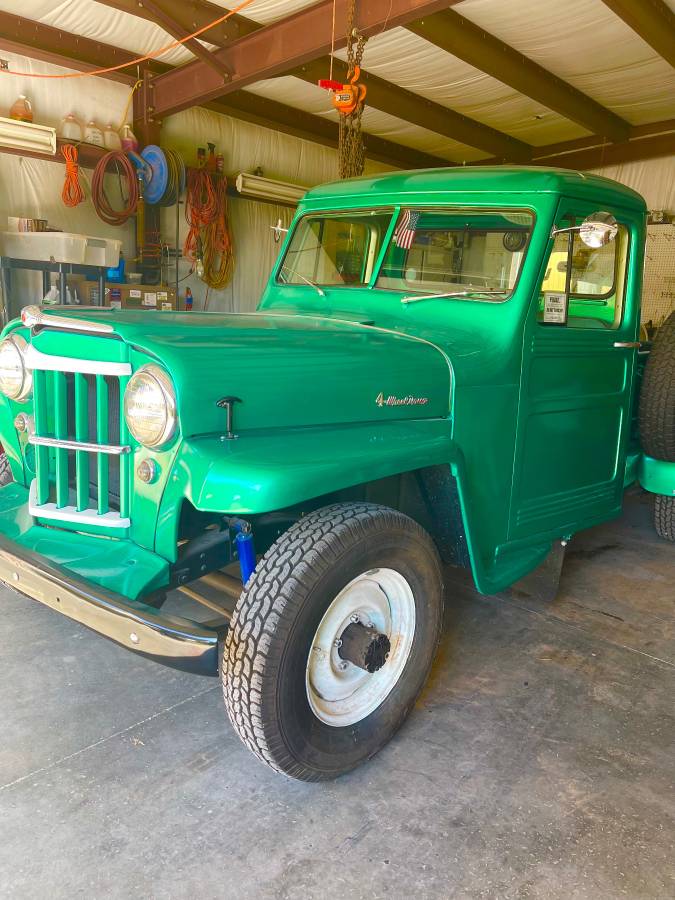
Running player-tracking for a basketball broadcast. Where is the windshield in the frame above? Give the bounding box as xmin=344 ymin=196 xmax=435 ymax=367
xmin=376 ymin=208 xmax=534 ymax=300
xmin=278 ymin=211 xmax=393 ymax=287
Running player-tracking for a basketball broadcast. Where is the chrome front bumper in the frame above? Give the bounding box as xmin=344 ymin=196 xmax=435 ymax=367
xmin=0 ymin=534 xmax=221 ymax=675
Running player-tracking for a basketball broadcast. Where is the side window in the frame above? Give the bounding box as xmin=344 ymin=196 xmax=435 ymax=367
xmin=538 ymin=219 xmax=629 ymax=329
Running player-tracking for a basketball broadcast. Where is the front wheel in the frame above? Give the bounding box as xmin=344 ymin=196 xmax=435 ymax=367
xmin=222 ymin=503 xmax=443 ymax=781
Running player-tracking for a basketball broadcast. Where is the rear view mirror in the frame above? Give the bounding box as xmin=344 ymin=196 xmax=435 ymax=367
xmin=551 ymin=211 xmax=618 ymax=248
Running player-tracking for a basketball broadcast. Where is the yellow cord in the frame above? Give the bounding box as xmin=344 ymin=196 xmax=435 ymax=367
xmin=118 ymin=80 xmax=142 ymax=133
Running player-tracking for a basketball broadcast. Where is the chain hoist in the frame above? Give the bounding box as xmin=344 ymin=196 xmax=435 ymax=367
xmin=318 ymin=0 xmax=368 ymax=179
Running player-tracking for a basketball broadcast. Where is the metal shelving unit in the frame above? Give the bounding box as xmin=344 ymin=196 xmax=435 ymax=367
xmin=0 ymin=257 xmax=108 ymax=325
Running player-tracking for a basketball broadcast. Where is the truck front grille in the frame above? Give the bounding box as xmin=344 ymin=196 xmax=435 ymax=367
xmin=27 ymin=349 xmax=132 ymax=530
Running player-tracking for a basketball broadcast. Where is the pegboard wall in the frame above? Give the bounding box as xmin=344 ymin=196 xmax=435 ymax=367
xmin=642 ymin=223 xmax=675 ymax=326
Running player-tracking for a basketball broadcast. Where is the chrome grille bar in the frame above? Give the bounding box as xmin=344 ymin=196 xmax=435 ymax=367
xmin=22 ymin=304 xmax=115 ymax=334
xmin=28 ymin=482 xmax=130 ymax=529
xmin=29 ymin=435 xmax=130 ymax=455
xmin=25 ymin=344 xmax=131 ymax=377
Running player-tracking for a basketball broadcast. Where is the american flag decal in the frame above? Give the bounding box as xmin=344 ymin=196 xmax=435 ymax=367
xmin=393 ymin=209 xmax=420 ymax=249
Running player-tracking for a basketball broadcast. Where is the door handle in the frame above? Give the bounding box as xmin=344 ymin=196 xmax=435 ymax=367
xmin=613 ymin=341 xmax=640 ymax=349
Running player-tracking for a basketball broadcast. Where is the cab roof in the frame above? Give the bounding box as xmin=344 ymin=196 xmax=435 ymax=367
xmin=302 ymin=166 xmax=646 ymax=211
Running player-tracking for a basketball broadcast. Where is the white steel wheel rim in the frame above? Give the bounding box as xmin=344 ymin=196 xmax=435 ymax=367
xmin=305 ymin=567 xmax=416 ymax=728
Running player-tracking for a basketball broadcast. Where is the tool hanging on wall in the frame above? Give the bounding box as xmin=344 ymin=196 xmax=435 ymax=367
xmin=319 ymin=0 xmax=368 ymax=179
xmin=131 ymin=146 xmax=186 ymax=207
xmin=128 ymin=145 xmax=187 ymax=283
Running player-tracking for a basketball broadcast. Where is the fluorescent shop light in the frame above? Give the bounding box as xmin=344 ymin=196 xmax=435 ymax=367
xmin=0 ymin=117 xmax=57 ymax=156
xmin=235 ymin=172 xmax=307 ymax=205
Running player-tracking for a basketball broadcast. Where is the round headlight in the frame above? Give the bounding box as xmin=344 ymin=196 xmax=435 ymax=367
xmin=123 ymin=365 xmax=177 ymax=449
xmin=0 ymin=334 xmax=32 ymax=401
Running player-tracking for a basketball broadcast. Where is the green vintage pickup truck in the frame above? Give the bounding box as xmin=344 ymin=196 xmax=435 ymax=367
xmin=0 ymin=167 xmax=673 ymax=781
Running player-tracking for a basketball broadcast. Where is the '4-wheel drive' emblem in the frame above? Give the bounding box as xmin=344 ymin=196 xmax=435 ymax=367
xmin=376 ymin=392 xmax=429 ymax=407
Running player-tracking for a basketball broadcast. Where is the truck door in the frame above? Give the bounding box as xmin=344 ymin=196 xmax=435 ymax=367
xmin=510 ymin=201 xmax=642 ymax=540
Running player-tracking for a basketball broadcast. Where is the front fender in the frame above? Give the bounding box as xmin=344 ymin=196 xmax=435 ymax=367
xmin=173 ymin=419 xmax=455 ymax=515
xmin=155 ymin=419 xmax=523 ymax=597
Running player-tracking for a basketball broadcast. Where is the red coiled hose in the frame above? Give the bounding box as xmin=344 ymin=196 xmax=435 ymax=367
xmin=91 ymin=150 xmax=139 ymax=226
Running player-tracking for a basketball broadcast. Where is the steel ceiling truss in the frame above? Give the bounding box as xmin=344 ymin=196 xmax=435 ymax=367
xmin=1 ymin=2 xmax=672 ymax=170
xmin=142 ymin=0 xmax=464 ymax=119
xmin=600 ymin=0 xmax=675 ymax=69
xmin=406 ymin=9 xmax=631 ymax=143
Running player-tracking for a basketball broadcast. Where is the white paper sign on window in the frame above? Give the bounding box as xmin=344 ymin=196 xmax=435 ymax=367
xmin=543 ymin=291 xmax=568 ymax=325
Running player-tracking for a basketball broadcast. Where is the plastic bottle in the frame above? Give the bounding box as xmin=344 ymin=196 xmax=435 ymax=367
xmin=206 ymin=143 xmax=216 ymax=172
xmin=9 ymin=95 xmax=33 ymax=123
xmin=120 ymin=124 xmax=139 ymax=153
xmin=106 ymin=251 xmax=125 ymax=283
xmin=102 ymin=124 xmax=122 ymax=150
xmin=42 ymin=285 xmax=59 ymax=306
xmin=84 ymin=121 xmax=104 ymax=147
xmin=184 ymin=287 xmax=193 ymax=311
xmin=59 ymin=113 xmax=83 ymax=142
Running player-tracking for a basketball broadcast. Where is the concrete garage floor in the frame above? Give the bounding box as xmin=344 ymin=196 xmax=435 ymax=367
xmin=0 ymin=490 xmax=673 ymax=899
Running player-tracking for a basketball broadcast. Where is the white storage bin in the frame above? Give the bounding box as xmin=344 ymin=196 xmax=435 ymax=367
xmin=83 ymin=237 xmax=122 ymax=268
xmin=0 ymin=231 xmax=121 ymax=267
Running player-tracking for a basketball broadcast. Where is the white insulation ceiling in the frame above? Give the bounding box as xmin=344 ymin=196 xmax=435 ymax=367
xmin=1 ymin=0 xmax=674 ymax=163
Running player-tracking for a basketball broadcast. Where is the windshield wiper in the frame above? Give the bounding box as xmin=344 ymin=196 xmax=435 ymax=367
xmin=400 ymin=289 xmax=509 ymax=305
xmin=280 ymin=265 xmax=325 ymax=297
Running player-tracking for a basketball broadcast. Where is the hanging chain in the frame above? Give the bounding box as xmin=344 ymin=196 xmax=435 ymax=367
xmin=338 ymin=0 xmax=368 ymax=179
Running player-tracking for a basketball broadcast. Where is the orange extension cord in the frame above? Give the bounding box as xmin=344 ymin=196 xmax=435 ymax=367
xmin=60 ymin=144 xmax=85 ymax=207
xmin=184 ymin=168 xmax=234 ymax=290
xmin=0 ymin=0 xmax=256 ymax=79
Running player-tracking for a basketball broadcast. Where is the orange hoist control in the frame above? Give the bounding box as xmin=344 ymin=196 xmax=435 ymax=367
xmin=318 ymin=66 xmax=367 ymax=115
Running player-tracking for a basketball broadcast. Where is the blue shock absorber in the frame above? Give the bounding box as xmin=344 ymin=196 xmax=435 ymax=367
xmin=235 ymin=528 xmax=256 ymax=586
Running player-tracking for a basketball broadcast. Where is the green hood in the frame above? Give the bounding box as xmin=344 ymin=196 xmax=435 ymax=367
xmin=33 ymin=309 xmax=452 ymax=437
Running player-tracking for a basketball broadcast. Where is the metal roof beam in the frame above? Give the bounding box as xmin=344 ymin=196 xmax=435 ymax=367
xmin=0 ymin=11 xmax=142 ymax=84
xmin=147 ymin=0 xmax=465 ymax=119
xmin=0 ymin=11 xmax=449 ymax=171
xmin=294 ymin=59 xmax=531 ymax=162
xmin=97 ymin=0 xmax=532 ymax=160
xmin=406 ymin=9 xmax=631 ymax=142
xmin=529 ymin=131 xmax=675 ymax=169
xmin=135 ymin=0 xmax=233 ymax=78
xmin=600 ymin=0 xmax=675 ymax=68
xmin=207 ymin=93 xmax=450 ymax=170
xmin=475 ymin=119 xmax=675 ymax=169
xmin=92 ymin=0 xmax=254 ymax=44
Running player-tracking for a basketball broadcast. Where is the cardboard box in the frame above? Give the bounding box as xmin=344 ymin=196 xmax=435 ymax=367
xmin=78 ymin=281 xmax=179 ymax=310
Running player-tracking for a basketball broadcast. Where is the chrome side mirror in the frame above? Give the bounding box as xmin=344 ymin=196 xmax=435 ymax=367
xmin=579 ymin=212 xmax=618 ymax=248
xmin=270 ymin=219 xmax=289 ymax=243
xmin=551 ymin=211 xmax=618 ymax=248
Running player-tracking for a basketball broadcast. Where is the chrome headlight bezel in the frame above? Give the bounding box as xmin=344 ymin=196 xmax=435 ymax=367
xmin=0 ymin=334 xmax=32 ymax=402
xmin=123 ymin=364 xmax=177 ymax=450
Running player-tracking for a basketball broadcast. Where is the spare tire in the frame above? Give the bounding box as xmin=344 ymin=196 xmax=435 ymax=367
xmin=639 ymin=310 xmax=675 ymax=461
xmin=0 ymin=450 xmax=12 ymax=486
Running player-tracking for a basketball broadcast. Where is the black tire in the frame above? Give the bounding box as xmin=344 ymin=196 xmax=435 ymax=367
xmin=0 ymin=451 xmax=12 ymax=487
xmin=222 ymin=502 xmax=443 ymax=781
xmin=654 ymin=495 xmax=675 ymax=542
xmin=640 ymin=311 xmax=675 ymax=461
